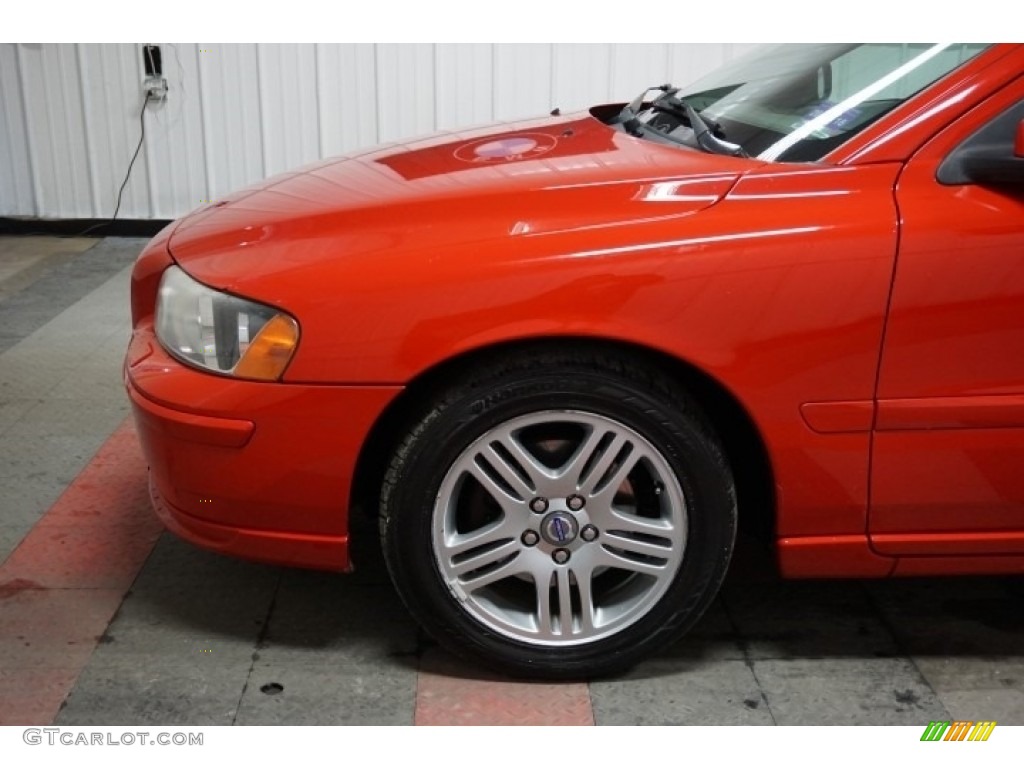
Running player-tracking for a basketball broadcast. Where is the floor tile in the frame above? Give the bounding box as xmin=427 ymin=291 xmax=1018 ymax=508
xmin=752 ymin=657 xmax=949 ymax=725
xmin=259 ymin=571 xmax=418 ymax=665
xmin=591 ymin=658 xmax=772 ymax=725
xmin=235 ymin=661 xmax=416 ymax=726
xmin=0 ymin=667 xmax=82 ymax=726
xmin=913 ymin=656 xmax=1024 ymax=723
xmin=0 ymin=587 xmax=124 ymax=669
xmin=56 ymin=661 xmax=251 ymax=726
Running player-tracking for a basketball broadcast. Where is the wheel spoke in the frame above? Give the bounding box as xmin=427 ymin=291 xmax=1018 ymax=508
xmin=595 ymin=545 xmax=672 ymax=577
xmin=448 ymin=537 xmax=521 ymax=580
xmin=536 ymin=572 xmax=555 ymax=636
xmin=601 ymin=529 xmax=675 ymax=561
xmin=533 ymin=566 xmax=586 ymax=638
xmin=441 ymin=517 xmax=517 ymax=560
xmin=560 ymin=426 xmax=610 ymax=486
xmin=592 ymin=506 xmax=673 ymax=538
xmin=458 ymin=549 xmax=527 ymax=590
xmin=576 ymin=431 xmax=629 ymax=496
xmin=555 ymin=567 xmax=574 ymax=636
xmin=466 ymin=431 xmax=552 ymax=504
xmin=467 ymin=448 xmax=532 ymax=503
xmin=573 ymin=564 xmax=597 ymax=634
xmin=494 ymin=431 xmax=552 ymax=489
xmin=594 ymin=507 xmax=678 ymax=570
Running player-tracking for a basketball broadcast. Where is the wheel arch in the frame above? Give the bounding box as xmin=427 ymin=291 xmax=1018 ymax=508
xmin=348 ymin=336 xmax=776 ymax=542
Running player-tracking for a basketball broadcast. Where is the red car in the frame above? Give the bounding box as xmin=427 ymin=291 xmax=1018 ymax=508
xmin=125 ymin=43 xmax=1024 ymax=678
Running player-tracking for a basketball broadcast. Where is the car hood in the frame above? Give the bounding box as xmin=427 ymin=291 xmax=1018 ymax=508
xmin=167 ymin=110 xmax=760 ymax=293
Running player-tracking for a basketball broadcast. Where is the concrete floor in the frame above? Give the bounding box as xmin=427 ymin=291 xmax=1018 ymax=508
xmin=1 ymin=235 xmax=1022 ymax=726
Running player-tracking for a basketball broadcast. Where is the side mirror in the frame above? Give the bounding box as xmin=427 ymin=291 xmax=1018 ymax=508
xmin=960 ymin=121 xmax=1024 ymax=186
xmin=938 ymin=113 xmax=1024 ymax=188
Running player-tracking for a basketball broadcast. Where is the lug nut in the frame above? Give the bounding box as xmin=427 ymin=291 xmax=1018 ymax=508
xmin=552 ymin=548 xmax=570 ymax=565
xmin=521 ymin=530 xmax=539 ymax=547
xmin=580 ymin=524 xmax=599 ymax=542
xmin=530 ymin=497 xmax=549 ymax=513
xmin=566 ymin=494 xmax=585 ymax=511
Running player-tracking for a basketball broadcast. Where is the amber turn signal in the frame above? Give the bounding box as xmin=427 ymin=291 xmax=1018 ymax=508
xmin=233 ymin=313 xmax=300 ymax=381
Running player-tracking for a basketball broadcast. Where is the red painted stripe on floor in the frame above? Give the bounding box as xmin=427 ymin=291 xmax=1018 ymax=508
xmin=414 ymin=649 xmax=594 ymax=725
xmin=0 ymin=419 xmax=161 ymax=726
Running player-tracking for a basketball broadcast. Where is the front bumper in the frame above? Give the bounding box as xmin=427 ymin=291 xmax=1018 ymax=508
xmin=125 ymin=325 xmax=402 ymax=571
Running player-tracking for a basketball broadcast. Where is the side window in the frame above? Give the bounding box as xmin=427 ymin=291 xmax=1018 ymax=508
xmin=936 ymin=99 xmax=1024 ymax=185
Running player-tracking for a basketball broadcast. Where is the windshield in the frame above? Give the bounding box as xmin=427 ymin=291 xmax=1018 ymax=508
xmin=630 ymin=43 xmax=990 ymax=162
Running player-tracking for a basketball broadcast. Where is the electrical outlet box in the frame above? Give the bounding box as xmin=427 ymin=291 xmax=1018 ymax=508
xmin=145 ymin=76 xmax=168 ymax=101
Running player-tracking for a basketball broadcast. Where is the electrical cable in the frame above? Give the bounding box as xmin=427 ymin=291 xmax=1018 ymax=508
xmin=112 ymin=96 xmax=149 ymax=222
xmin=76 ymin=95 xmax=149 ymax=238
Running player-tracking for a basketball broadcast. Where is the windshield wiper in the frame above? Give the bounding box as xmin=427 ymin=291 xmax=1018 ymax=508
xmin=614 ymin=83 xmax=671 ymax=136
xmin=615 ymin=84 xmax=748 ymax=158
xmin=654 ymin=89 xmax=748 ymax=158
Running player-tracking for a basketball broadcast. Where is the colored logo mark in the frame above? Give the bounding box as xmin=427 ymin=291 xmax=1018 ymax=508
xmin=920 ymin=720 xmax=996 ymax=742
xmin=454 ymin=133 xmax=558 ymax=164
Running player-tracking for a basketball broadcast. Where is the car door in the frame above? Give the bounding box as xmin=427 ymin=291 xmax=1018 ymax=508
xmin=870 ymin=76 xmax=1024 ymax=557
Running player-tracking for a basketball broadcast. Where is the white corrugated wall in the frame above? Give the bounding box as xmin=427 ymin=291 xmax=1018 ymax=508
xmin=0 ymin=43 xmax=760 ymax=220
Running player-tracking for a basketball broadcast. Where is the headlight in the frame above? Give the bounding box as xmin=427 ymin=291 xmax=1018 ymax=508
xmin=155 ymin=266 xmax=299 ymax=381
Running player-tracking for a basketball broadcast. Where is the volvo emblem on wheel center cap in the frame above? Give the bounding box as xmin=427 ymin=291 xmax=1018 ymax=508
xmin=540 ymin=512 xmax=580 ymax=546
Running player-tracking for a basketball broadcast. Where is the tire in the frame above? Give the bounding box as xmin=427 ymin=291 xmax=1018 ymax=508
xmin=380 ymin=347 xmax=737 ymax=679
